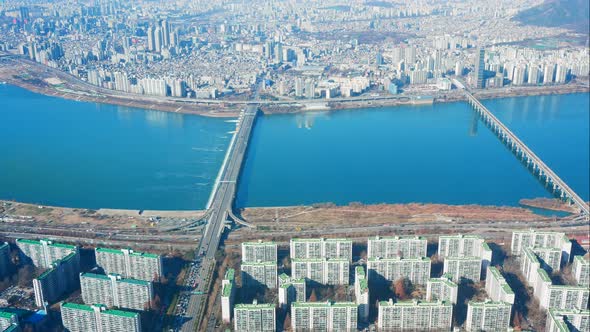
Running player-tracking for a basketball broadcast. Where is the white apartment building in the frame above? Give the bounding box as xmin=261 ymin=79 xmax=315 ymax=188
xmin=290 ymin=238 xmax=352 ymax=261
xmin=426 ymin=274 xmax=458 ymax=304
xmin=367 ymin=236 xmax=427 ymax=259
xmin=95 ymin=247 xmax=162 ymax=281
xmin=572 ymin=255 xmax=589 ymax=287
xmin=234 ymin=301 xmax=276 ymax=332
xmin=535 ymin=268 xmax=589 ymax=310
xmin=221 ymin=268 xmax=236 ymax=323
xmin=511 ymin=230 xmax=571 ymax=265
xmin=367 ymin=257 xmax=431 ymax=285
xmin=278 ymin=273 xmax=306 ymax=309
xmin=291 ymin=258 xmax=349 ymax=285
xmin=438 ymin=235 xmax=489 ymax=259
xmin=465 ymin=300 xmax=512 ymax=332
xmin=291 ymin=301 xmax=358 ymax=331
xmin=61 ymin=302 xmax=141 ymax=332
xmin=485 ymin=267 xmax=515 ymax=305
xmin=546 ymin=308 xmax=589 ymax=332
xmin=241 ymin=261 xmax=278 ymax=289
xmin=242 ymin=240 xmax=277 ymax=263
xmin=377 ymin=299 xmax=453 ymax=330
xmin=533 ymin=247 xmax=562 ymax=273
xmin=438 ymin=235 xmax=492 ymax=276
xmin=443 ymin=257 xmax=482 ymax=283
xmin=522 ymin=247 xmax=543 ymax=285
xmin=354 ymin=266 xmax=369 ymax=322
xmin=33 ymin=251 xmax=80 ymax=307
xmin=80 ymin=272 xmax=154 ymax=311
xmin=16 ymin=238 xmax=78 ymax=269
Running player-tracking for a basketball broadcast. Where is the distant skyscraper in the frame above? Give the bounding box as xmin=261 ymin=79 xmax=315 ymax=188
xmin=154 ymin=27 xmax=163 ymax=53
xmin=147 ymin=27 xmax=156 ymax=52
xmin=475 ymin=48 xmax=485 ymax=89
xmin=161 ymin=20 xmax=170 ymax=47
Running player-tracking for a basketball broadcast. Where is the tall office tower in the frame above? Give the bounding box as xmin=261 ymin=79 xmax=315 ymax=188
xmin=161 ymin=19 xmax=170 ymax=47
xmin=443 ymin=257 xmax=482 ymax=283
xmin=80 ymin=273 xmax=154 ymax=311
xmin=16 ymin=238 xmax=78 ymax=268
xmin=426 ymin=274 xmax=458 ymax=304
xmin=474 ymin=48 xmax=485 ymax=89
xmin=61 ymin=303 xmax=142 ymax=332
xmin=543 ymin=63 xmax=556 ymax=84
xmin=555 ymin=64 xmax=568 ymax=83
xmin=154 ymin=27 xmax=163 ymax=52
xmin=278 ymin=273 xmax=306 ymax=309
xmin=291 ymin=302 xmax=358 ymax=331
xmin=241 ymin=261 xmax=277 ymax=288
xmin=532 ymin=247 xmax=562 ymax=273
xmin=536 ymin=268 xmax=590 ymax=310
xmin=367 ymin=257 xmax=431 ymax=286
xmin=34 ymin=251 xmax=80 ymax=307
xmin=170 ymin=28 xmax=179 ymax=47
xmin=0 ymin=242 xmax=10 ymax=277
xmin=234 ymin=300 xmax=276 ymax=332
xmin=291 ymin=258 xmax=349 ymax=285
xmin=485 ymin=267 xmax=515 ymax=304
xmin=572 ymin=256 xmax=589 ymax=286
xmin=221 ymin=269 xmax=236 ymax=323
xmin=354 ymin=266 xmax=369 ymax=322
xmin=377 ymin=299 xmax=453 ymax=330
xmin=0 ymin=309 xmax=18 ymax=331
xmin=466 ymin=301 xmax=512 ymax=332
xmin=242 ymin=241 xmax=277 ymax=262
xmin=95 ymin=247 xmax=163 ymax=281
xmin=290 ymin=238 xmax=352 ymax=261
xmin=147 ymin=26 xmax=156 ymax=52
xmin=527 ymin=64 xmax=541 ymax=84
xmin=511 ymin=230 xmax=571 ymax=265
xmin=367 ymin=236 xmax=427 ymax=259
xmin=546 ymin=308 xmax=590 ymax=332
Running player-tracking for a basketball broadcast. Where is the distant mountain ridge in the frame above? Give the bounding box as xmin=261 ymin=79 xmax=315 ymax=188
xmin=513 ymin=0 xmax=589 ymax=33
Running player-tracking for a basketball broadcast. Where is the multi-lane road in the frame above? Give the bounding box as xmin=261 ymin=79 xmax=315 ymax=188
xmin=176 ymin=106 xmax=258 ymax=332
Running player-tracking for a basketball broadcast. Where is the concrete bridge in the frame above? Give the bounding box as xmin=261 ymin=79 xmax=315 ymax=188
xmin=466 ymin=91 xmax=589 ymax=216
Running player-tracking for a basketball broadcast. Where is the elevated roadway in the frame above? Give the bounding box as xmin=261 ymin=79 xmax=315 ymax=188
xmin=178 ymin=106 xmax=258 ymax=332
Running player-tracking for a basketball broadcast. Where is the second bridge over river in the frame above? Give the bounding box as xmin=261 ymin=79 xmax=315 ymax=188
xmin=466 ymin=91 xmax=589 ymax=216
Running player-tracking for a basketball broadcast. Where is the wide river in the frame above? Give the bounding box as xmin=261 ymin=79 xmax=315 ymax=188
xmin=1 ymin=84 xmax=588 ymax=210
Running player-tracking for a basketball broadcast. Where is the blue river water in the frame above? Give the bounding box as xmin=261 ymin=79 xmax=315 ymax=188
xmin=236 ymin=94 xmax=589 ymax=208
xmin=1 ymin=84 xmax=588 ymax=211
xmin=0 ymin=84 xmax=233 ymax=210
